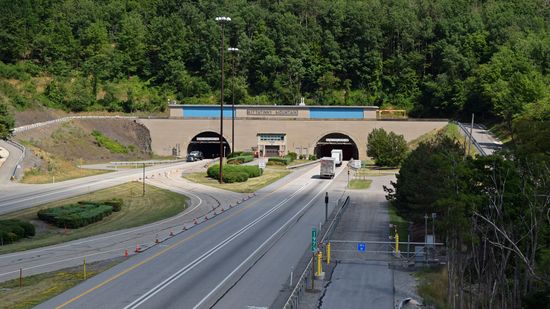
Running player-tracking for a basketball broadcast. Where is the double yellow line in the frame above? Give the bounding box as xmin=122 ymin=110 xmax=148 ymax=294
xmin=56 ymin=166 xmax=316 ymax=308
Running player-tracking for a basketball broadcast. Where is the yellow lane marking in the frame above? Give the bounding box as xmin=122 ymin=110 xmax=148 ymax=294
xmin=56 ymin=165 xmax=317 ymax=308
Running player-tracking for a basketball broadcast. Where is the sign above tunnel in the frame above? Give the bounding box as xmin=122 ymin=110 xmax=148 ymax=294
xmin=325 ymin=138 xmax=350 ymax=143
xmin=247 ymin=108 xmax=298 ymax=116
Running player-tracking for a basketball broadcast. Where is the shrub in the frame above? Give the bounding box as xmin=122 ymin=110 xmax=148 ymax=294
xmin=299 ymin=154 xmax=306 ymax=160
xmin=91 ymin=130 xmax=129 ymax=154
xmin=103 ymin=198 xmax=123 ymax=212
xmin=227 ymin=155 xmax=253 ymax=165
xmin=0 ymin=219 xmax=35 ymax=244
xmin=223 ymin=171 xmax=249 ymax=183
xmin=206 ymin=164 xmax=262 ymax=181
xmin=308 ymin=155 xmax=317 ymax=160
xmin=37 ymin=203 xmax=114 ymax=229
xmin=287 ymin=152 xmax=298 ymax=161
xmin=267 ymin=157 xmax=291 ymax=165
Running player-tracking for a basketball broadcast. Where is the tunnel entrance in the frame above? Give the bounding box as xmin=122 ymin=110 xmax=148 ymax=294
xmin=187 ymin=131 xmax=231 ymax=158
xmin=315 ymin=133 xmax=359 ymax=160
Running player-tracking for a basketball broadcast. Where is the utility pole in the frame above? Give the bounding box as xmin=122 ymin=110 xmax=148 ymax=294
xmin=215 ymin=16 xmax=231 ymax=184
xmin=324 ymin=192 xmax=329 ymax=222
xmin=228 ymin=47 xmax=239 ymax=154
xmin=142 ymin=163 xmax=145 ymax=196
xmin=424 ymin=213 xmax=428 ymax=262
xmin=467 ymin=113 xmax=474 ymax=157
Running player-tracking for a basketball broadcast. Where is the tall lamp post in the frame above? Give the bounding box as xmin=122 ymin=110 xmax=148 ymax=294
xmin=228 ymin=47 xmax=239 ymax=154
xmin=215 ymin=16 xmax=231 ymax=184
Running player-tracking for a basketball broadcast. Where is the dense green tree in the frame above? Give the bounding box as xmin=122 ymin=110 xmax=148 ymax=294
xmin=0 ymin=0 xmax=549 ymax=119
xmin=0 ymin=103 xmax=14 ymax=139
xmin=366 ymin=128 xmax=408 ymax=167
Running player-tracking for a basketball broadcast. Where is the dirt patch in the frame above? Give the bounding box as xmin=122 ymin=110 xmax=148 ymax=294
xmin=14 ymin=107 xmax=67 ymax=127
xmin=13 ymin=119 xmax=152 ymax=181
xmin=16 ymin=119 xmax=151 ymax=163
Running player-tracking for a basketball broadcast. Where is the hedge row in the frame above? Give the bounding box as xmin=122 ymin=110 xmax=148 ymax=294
xmin=227 ymin=151 xmax=253 ymax=159
xmin=227 ymin=155 xmax=254 ymax=165
xmin=0 ymin=219 xmax=35 ymax=244
xmin=37 ymin=200 xmax=122 ymax=229
xmin=207 ymin=164 xmax=263 ymax=183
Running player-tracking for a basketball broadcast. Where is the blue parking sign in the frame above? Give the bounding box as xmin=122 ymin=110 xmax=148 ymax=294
xmin=357 ymin=243 xmax=366 ymax=252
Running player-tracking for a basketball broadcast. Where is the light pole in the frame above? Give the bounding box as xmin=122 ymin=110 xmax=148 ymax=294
xmin=228 ymin=47 xmax=239 ymax=154
xmin=431 ymin=213 xmax=437 ymax=243
xmin=215 ymin=16 xmax=231 ymax=184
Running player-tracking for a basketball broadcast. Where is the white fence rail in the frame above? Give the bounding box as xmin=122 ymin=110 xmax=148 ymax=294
xmin=13 ymin=116 xmax=138 ymax=133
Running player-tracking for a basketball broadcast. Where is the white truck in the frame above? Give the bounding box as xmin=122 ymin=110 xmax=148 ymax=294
xmin=331 ymin=149 xmax=343 ymax=167
xmin=320 ymin=157 xmax=336 ymax=179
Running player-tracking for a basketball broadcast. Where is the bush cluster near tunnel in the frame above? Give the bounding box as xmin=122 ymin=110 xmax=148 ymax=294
xmin=0 ymin=219 xmax=35 ymax=244
xmin=206 ymin=164 xmax=263 ymax=183
xmin=37 ymin=200 xmax=123 ymax=229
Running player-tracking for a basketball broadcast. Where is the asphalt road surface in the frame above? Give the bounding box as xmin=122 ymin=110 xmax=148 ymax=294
xmin=37 ymin=164 xmax=349 ymax=309
xmin=0 ymin=173 xmax=246 ymax=282
xmin=0 ymin=160 xmax=208 ymax=215
xmin=0 ymin=140 xmax=23 ymax=184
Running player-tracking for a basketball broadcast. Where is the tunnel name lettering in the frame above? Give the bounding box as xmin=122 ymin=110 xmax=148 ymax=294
xmin=247 ymin=109 xmax=298 ymax=116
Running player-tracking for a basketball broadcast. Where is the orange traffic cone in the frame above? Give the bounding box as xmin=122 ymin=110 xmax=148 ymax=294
xmin=135 ymin=244 xmax=141 ymax=253
xmin=124 ymin=249 xmax=128 ymax=257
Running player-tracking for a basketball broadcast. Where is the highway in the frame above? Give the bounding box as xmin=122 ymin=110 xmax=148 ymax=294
xmin=0 ymin=174 xmax=247 ymax=282
xmin=36 ymin=163 xmax=349 ymax=309
xmin=0 ymin=159 xmax=209 ymax=215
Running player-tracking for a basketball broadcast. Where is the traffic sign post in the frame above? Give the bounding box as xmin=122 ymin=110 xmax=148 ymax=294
xmin=324 ymin=192 xmax=329 ymax=222
xmin=311 ymin=228 xmax=317 ymax=252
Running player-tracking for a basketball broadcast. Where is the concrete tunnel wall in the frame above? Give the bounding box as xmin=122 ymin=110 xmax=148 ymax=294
xmin=139 ymin=119 xmax=448 ymax=160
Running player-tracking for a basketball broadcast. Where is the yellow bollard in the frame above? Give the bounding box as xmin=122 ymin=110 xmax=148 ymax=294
xmin=316 ymin=251 xmax=323 ymax=276
xmin=395 ymin=233 xmax=400 ymax=254
xmin=326 ymin=242 xmax=331 ymax=265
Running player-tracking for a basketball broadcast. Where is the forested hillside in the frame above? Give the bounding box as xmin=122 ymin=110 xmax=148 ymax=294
xmin=1 ymin=0 xmax=549 ymax=126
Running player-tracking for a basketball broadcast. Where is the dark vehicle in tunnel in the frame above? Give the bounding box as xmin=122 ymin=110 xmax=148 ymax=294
xmin=186 ymin=150 xmax=204 ymax=162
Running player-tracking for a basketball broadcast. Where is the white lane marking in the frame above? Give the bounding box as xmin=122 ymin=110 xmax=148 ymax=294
xmin=0 ymin=180 xmax=203 ymax=260
xmin=0 ymin=246 xmax=130 ymax=278
xmin=0 ymin=161 xmax=203 ymax=207
xmin=123 ymin=181 xmax=314 ymax=309
xmin=192 ymin=166 xmax=345 ymax=308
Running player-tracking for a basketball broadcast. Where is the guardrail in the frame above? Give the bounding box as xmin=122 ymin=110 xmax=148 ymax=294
xmin=4 ymin=139 xmax=26 ymax=179
xmin=108 ymin=159 xmax=187 ymax=167
xmin=13 ymin=115 xmax=138 ymax=133
xmin=455 ymin=121 xmax=487 ymax=156
xmin=282 ymin=196 xmax=351 ymax=309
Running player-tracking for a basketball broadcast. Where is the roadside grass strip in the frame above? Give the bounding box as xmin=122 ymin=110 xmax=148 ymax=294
xmin=0 ymin=258 xmax=125 ymax=309
xmin=184 ymin=168 xmax=290 ymax=193
xmin=348 ymin=179 xmax=372 ymax=189
xmin=0 ymin=182 xmax=188 ymax=254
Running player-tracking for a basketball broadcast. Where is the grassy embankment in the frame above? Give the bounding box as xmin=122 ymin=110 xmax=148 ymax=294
xmin=416 ymin=267 xmax=449 ymax=309
xmin=408 ymin=123 xmax=477 ymax=156
xmin=0 ymin=258 xmax=124 ymax=309
xmin=0 ymin=182 xmax=188 ymax=254
xmin=184 ymin=168 xmax=290 ymax=193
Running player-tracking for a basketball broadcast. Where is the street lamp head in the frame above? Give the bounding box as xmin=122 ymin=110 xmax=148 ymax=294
xmin=215 ymin=16 xmax=231 ymax=22
xmin=228 ymin=47 xmax=239 ymax=52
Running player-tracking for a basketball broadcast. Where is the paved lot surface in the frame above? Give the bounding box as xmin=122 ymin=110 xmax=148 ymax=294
xmin=35 ymin=164 xmax=349 ymax=308
xmin=320 ymin=175 xmax=396 ymax=308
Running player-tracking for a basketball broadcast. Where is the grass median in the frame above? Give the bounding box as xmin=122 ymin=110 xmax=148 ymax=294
xmin=184 ymin=168 xmax=290 ymax=193
xmin=0 ymin=182 xmax=188 ymax=254
xmin=0 ymin=257 xmax=124 ymax=309
xmin=348 ymin=179 xmax=372 ymax=189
